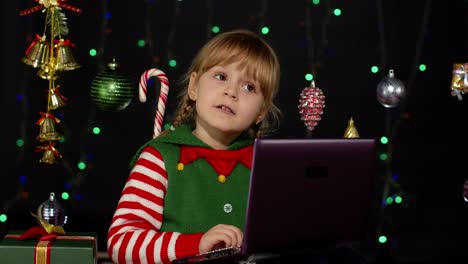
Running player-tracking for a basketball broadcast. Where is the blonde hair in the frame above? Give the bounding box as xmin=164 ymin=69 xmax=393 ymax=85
xmin=168 ymin=29 xmax=281 ymax=137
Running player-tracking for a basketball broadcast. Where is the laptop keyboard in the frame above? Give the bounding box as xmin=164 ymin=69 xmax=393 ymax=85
xmin=172 ymin=246 xmax=242 ymax=263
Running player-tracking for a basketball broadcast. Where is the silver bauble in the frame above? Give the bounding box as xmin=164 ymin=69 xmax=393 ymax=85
xmin=37 ymin=192 xmax=68 ymax=226
xmin=376 ymin=69 xmax=406 ymax=108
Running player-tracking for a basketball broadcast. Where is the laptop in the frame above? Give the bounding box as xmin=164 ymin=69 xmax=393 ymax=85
xmin=173 ymin=138 xmax=376 ymax=263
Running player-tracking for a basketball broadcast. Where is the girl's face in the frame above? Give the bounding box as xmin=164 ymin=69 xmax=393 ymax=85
xmin=188 ymin=61 xmax=266 ymax=144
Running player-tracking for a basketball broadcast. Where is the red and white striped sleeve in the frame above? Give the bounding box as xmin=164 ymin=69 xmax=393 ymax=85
xmin=107 ymin=146 xmax=204 ymax=264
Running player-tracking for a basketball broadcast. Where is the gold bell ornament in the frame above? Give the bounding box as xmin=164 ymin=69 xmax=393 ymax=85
xmin=343 ymin=117 xmax=360 ymax=138
xmin=49 ymin=85 xmax=67 ymax=110
xmin=450 ymin=63 xmax=468 ymax=100
xmin=36 ymin=112 xmax=62 ymax=142
xmin=37 ymin=58 xmax=58 ymax=80
xmin=54 ymin=39 xmax=81 ymax=71
xmin=21 ymin=34 xmax=50 ymax=68
xmin=36 ymin=142 xmax=62 ymax=165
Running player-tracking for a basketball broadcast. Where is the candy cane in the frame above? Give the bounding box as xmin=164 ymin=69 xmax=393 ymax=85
xmin=139 ymin=68 xmax=170 ymax=138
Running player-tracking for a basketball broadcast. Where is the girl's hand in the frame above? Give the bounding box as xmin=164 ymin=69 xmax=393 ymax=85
xmin=199 ymin=224 xmax=243 ymax=253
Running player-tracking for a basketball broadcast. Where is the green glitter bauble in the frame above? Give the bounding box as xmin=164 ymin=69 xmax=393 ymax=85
xmin=90 ymin=59 xmax=134 ymax=112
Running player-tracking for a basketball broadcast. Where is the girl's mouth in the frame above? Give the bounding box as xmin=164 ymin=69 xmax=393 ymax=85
xmin=217 ymin=105 xmax=235 ymax=114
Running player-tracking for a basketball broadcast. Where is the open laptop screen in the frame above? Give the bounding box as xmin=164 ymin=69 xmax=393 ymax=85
xmin=242 ymin=138 xmax=376 ymax=255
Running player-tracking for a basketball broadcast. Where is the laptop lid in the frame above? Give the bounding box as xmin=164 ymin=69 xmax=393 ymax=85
xmin=241 ymin=138 xmax=376 ymax=255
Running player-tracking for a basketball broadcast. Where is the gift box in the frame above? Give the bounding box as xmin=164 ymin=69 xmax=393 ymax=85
xmin=0 ymin=231 xmax=97 ymax=264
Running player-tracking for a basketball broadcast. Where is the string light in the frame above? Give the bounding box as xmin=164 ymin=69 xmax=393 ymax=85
xmin=378 ymin=235 xmax=387 ymax=244
xmin=0 ymin=214 xmax=7 ymax=223
xmin=137 ymin=39 xmax=146 ymax=48
xmin=380 ymin=136 xmax=388 ymax=144
xmin=104 ymin=11 xmax=112 ymax=19
xmin=19 ymin=175 xmax=27 ymax=183
xmin=418 ymin=64 xmax=426 ymax=72
xmin=385 ymin=196 xmax=393 ymax=204
xmin=16 ymin=139 xmax=25 ymax=147
xmin=333 ymin=9 xmax=342 ymax=16
xmin=168 ymin=59 xmax=177 ymax=68
xmin=15 ymin=94 xmax=24 ymax=102
xmin=77 ymin=162 xmax=86 ymax=170
xmin=61 ymin=192 xmax=70 ymax=200
xmin=379 ymin=153 xmax=388 ymax=161
xmin=394 ymin=196 xmax=403 ymax=204
xmin=211 ymin=26 xmax=220 ymax=34
xmin=89 ymin=49 xmax=97 ymax=57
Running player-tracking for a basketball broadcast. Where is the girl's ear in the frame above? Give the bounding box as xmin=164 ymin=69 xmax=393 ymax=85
xmin=255 ymin=111 xmax=266 ymax=125
xmin=255 ymin=104 xmax=269 ymax=124
xmin=188 ymin=72 xmax=198 ymax=100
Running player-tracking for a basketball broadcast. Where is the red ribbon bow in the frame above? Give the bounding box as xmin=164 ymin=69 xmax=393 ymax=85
xmin=36 ymin=112 xmax=60 ymax=125
xmin=52 ymin=87 xmax=68 ymax=102
xmin=17 ymin=226 xmax=60 ymax=241
xmin=25 ymin=34 xmax=46 ymax=55
xmin=19 ymin=0 xmax=83 ymax=16
xmin=35 ymin=142 xmax=60 ymax=157
xmin=54 ymin=39 xmax=77 ymax=49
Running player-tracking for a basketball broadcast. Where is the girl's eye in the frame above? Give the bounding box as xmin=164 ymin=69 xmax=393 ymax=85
xmin=242 ymin=83 xmax=255 ymax=92
xmin=214 ymin=73 xmax=226 ymax=81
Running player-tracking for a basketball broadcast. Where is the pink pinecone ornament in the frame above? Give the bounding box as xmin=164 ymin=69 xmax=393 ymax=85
xmin=298 ymin=81 xmax=325 ymax=131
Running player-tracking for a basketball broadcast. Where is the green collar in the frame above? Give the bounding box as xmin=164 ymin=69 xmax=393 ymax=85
xmin=155 ymin=124 xmax=253 ymax=150
xmin=129 ymin=125 xmax=254 ymax=169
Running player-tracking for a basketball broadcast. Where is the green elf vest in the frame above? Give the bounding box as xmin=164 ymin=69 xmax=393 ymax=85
xmin=130 ymin=125 xmax=253 ymax=234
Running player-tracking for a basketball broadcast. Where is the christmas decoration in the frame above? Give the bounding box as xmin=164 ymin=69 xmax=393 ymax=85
xmin=19 ymin=0 xmax=82 ymax=16
xmin=49 ymin=85 xmax=67 ymax=110
xmin=0 ymin=233 xmax=97 ymax=264
xmin=376 ymin=69 xmax=406 ymax=108
xmin=90 ymin=58 xmax=134 ymax=112
xmin=450 ymin=63 xmax=468 ymax=101
xmin=21 ymin=34 xmax=49 ymax=68
xmin=36 ymin=112 xmax=62 ymax=142
xmin=298 ymin=80 xmax=325 ymax=131
xmin=139 ymin=68 xmax=170 ymax=138
xmin=19 ymin=0 xmax=82 ymax=164
xmin=343 ymin=117 xmax=360 ymax=138
xmin=37 ymin=192 xmax=68 ymax=227
xmin=36 ymin=142 xmax=62 ymax=164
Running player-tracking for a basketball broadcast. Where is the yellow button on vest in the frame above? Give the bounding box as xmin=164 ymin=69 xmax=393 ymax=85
xmin=223 ymin=203 xmax=233 ymax=213
xmin=177 ymin=163 xmax=184 ymax=171
xmin=218 ymin=175 xmax=226 ymax=183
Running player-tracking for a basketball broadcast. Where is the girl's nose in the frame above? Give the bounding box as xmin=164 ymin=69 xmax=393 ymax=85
xmin=223 ymin=84 xmax=238 ymax=100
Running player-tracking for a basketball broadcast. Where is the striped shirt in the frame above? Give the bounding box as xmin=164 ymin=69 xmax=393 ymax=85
xmin=107 ymin=146 xmax=203 ymax=264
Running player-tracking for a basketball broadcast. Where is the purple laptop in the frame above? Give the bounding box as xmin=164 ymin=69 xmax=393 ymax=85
xmin=173 ymin=138 xmax=376 ymax=263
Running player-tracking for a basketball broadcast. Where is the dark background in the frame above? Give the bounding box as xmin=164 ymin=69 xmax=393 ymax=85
xmin=2 ymin=1 xmax=468 ymax=263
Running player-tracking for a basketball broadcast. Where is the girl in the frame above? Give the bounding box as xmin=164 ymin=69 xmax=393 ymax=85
xmin=107 ymin=29 xmax=281 ymax=264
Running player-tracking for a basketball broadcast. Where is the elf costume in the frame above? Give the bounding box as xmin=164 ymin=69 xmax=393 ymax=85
xmin=107 ymin=124 xmax=254 ymax=264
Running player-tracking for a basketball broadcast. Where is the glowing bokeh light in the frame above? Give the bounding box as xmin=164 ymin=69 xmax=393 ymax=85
xmin=61 ymin=192 xmax=70 ymax=200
